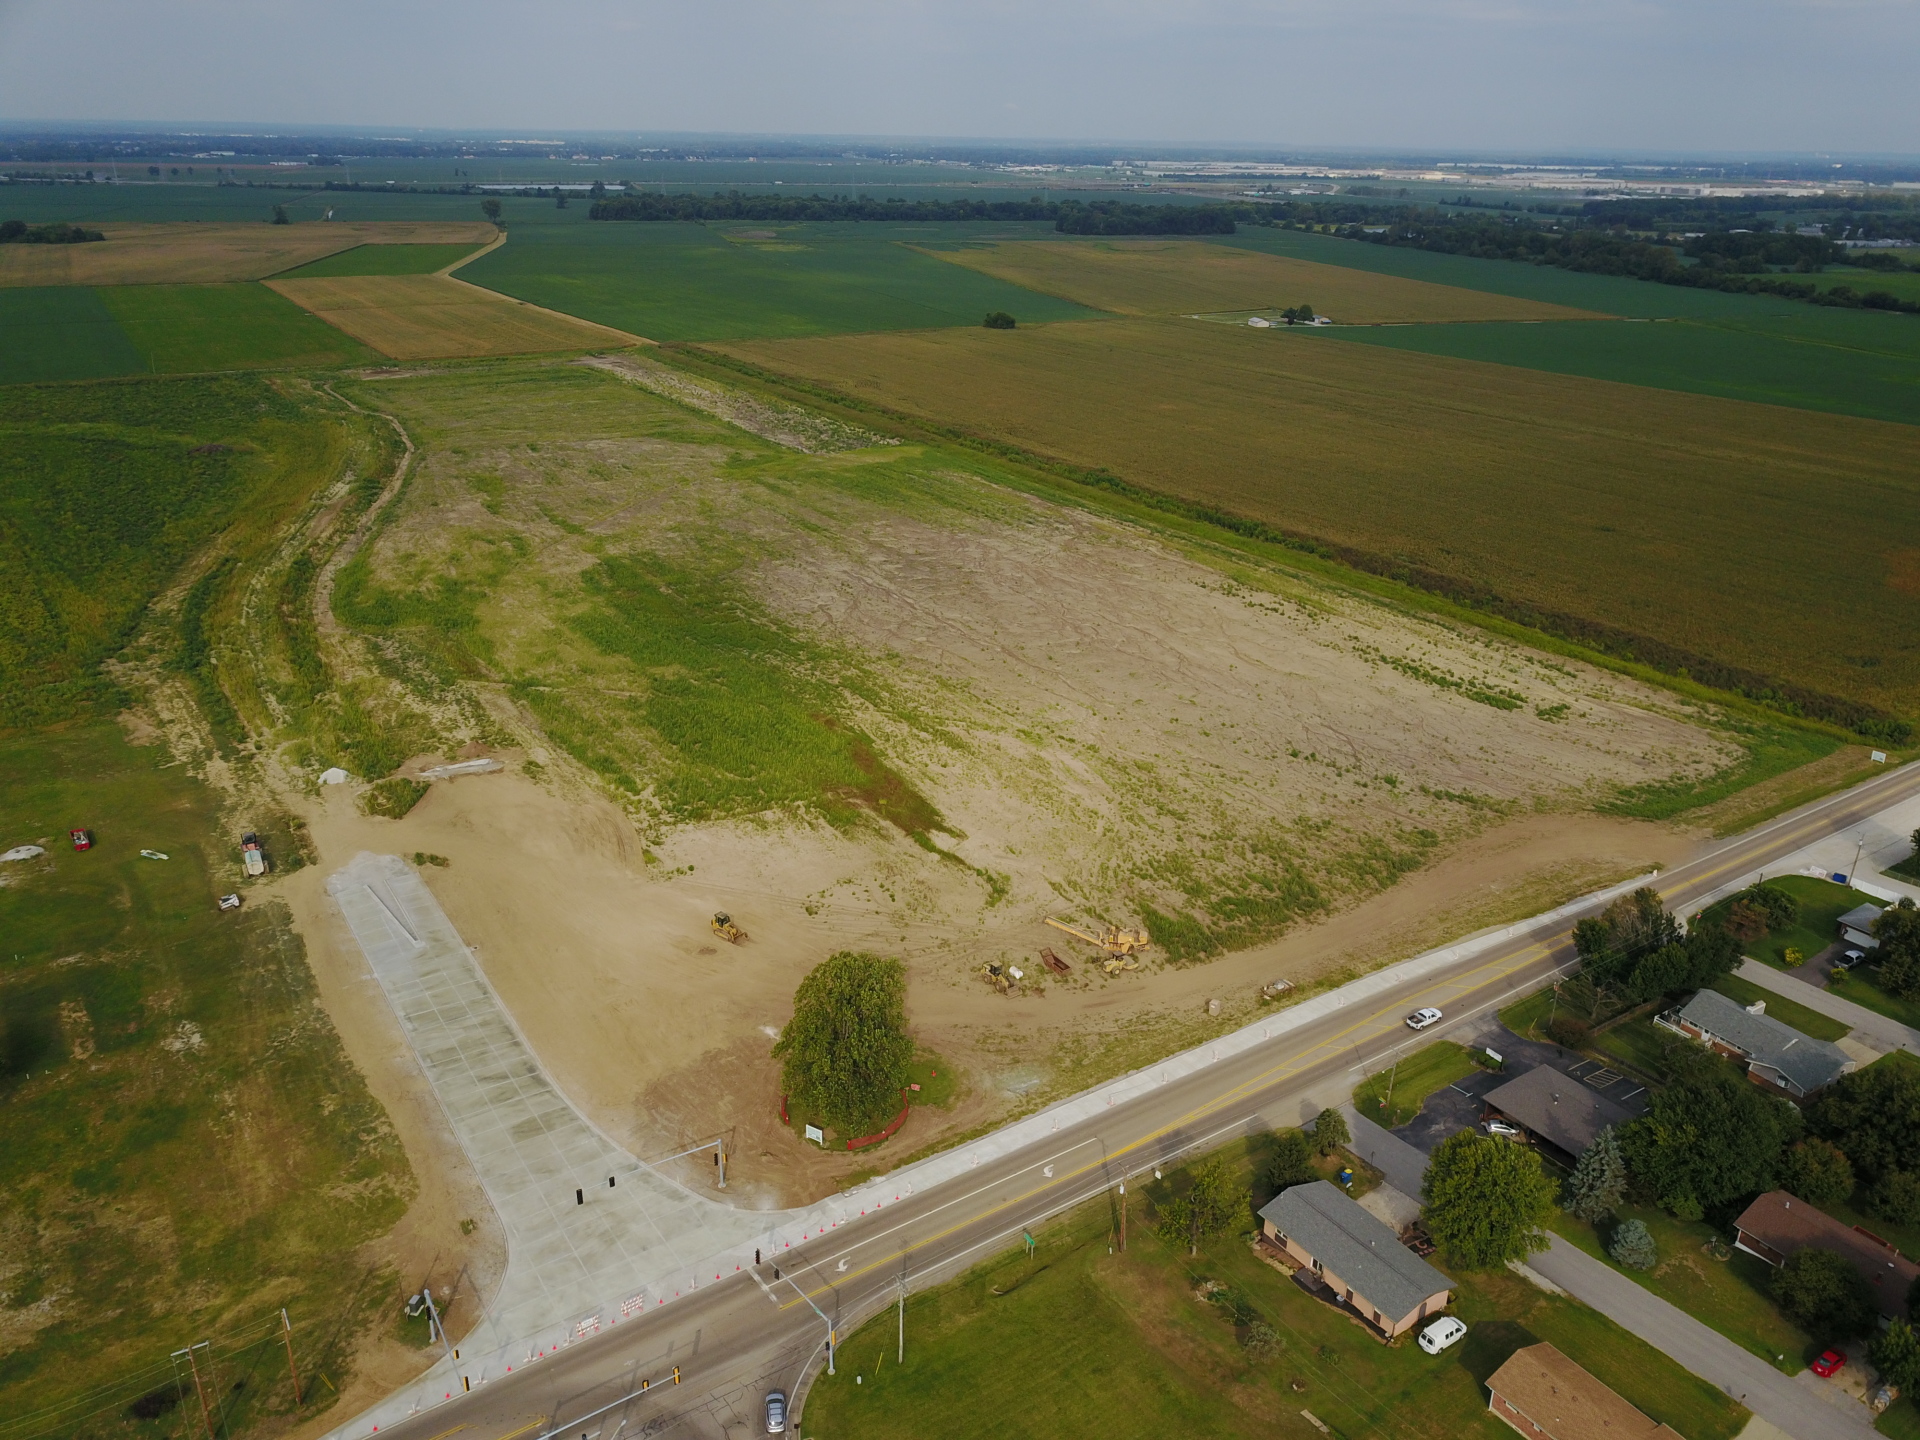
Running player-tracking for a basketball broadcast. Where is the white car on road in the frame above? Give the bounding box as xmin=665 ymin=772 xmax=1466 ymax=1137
xmin=1418 ymin=1316 xmax=1468 ymax=1354
xmin=1405 ymin=1007 xmax=1443 ymax=1031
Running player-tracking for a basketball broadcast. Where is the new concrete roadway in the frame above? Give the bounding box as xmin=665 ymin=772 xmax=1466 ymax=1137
xmin=351 ymin=759 xmax=1920 ymax=1440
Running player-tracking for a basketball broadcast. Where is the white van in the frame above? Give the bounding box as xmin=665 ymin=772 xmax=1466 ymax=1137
xmin=1417 ymin=1316 xmax=1467 ymax=1355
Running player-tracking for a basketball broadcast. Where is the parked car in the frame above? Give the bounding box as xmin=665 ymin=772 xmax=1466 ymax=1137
xmin=218 ymin=893 xmax=242 ymax=911
xmin=1405 ymin=1007 xmax=1443 ymax=1031
xmin=765 ymin=1389 xmax=787 ymax=1434
xmin=1484 ymin=1119 xmax=1521 ymax=1138
xmin=1835 ymin=949 xmax=1866 ymax=972
xmin=69 ymin=828 xmax=93 ymax=851
xmin=1811 ymin=1348 xmax=1847 ymax=1378
xmin=1417 ymin=1317 xmax=1468 ymax=1355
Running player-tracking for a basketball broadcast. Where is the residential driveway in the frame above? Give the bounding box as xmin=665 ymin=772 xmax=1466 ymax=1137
xmin=1526 ymin=1233 xmax=1877 ymax=1440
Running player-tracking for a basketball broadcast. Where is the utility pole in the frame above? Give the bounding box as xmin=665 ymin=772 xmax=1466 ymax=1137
xmin=779 ymin=1273 xmax=835 ymax=1376
xmin=281 ymin=1308 xmax=303 ymax=1407
xmin=175 ymin=1343 xmax=217 ymax=1440
xmin=1118 ymin=1182 xmax=1127 ymax=1253
xmin=716 ymin=1141 xmax=727 ymax=1191
xmin=1382 ymin=1049 xmax=1400 ymax=1113
xmin=1851 ymin=833 xmax=1866 ymax=884
xmin=421 ymin=1286 xmax=457 ymax=1369
xmin=896 ymin=1275 xmax=906 ymax=1365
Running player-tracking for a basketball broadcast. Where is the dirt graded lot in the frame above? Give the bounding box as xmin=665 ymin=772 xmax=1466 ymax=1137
xmin=263 ymin=355 xmax=1739 ymax=1206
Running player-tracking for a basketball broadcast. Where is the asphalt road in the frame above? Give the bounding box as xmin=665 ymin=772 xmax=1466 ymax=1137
xmin=356 ymin=759 xmax=1920 ymax=1440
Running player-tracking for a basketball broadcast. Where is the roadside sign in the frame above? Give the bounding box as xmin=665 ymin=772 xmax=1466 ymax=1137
xmin=1872 ymin=751 xmax=1888 ymax=763
xmin=804 ymin=1124 xmax=824 ymax=1145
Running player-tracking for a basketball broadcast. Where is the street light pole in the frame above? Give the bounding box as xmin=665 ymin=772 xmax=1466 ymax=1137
xmin=780 ymin=1273 xmax=835 ymax=1376
xmin=1851 ymin=833 xmax=1866 ymax=884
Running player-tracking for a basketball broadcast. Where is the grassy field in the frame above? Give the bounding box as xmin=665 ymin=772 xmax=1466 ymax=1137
xmin=0 ymin=721 xmax=411 ymax=1435
xmin=1696 ymin=875 xmax=1880 ymax=968
xmin=931 ymin=237 xmax=1601 ymax=323
xmin=1708 ymin=973 xmax=1851 ymax=1040
xmin=0 ymin=220 xmax=496 ymax=288
xmin=266 ymin=273 xmax=635 ymax=357
xmin=458 ymin=219 xmax=1102 ymax=340
xmin=1353 ymin=1040 xmax=1480 ymax=1128
xmin=0 ymin=286 xmax=146 ymax=383
xmin=806 ymin=1146 xmax=1745 ymax=1440
xmin=1549 ymin=1206 xmax=1810 ymax=1370
xmin=717 ymin=317 xmax=1920 ymax=724
xmin=272 ymin=240 xmax=492 ymax=279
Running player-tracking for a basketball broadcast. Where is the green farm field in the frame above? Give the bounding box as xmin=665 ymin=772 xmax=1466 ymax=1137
xmin=806 ymin=1145 xmax=1746 ymax=1440
xmin=0 ymin=282 xmax=374 ymax=381
xmin=459 ymin=219 xmax=1103 ymax=339
xmin=717 ymin=317 xmax=1920 ymax=722
xmin=273 ymin=240 xmax=491 ymax=278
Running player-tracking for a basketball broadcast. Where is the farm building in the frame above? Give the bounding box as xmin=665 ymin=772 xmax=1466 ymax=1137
xmin=1480 ymin=1066 xmax=1634 ymax=1164
xmin=1657 ymin=989 xmax=1851 ymax=1097
xmin=1487 ymin=1342 xmax=1683 ymax=1440
xmin=1733 ymin=1190 xmax=1917 ymax=1319
xmin=1839 ymin=902 xmax=1884 ymax=949
xmin=1256 ymin=1180 xmax=1452 ymax=1339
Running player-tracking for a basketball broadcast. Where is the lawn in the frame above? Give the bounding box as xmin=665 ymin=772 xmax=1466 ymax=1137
xmin=1829 ymin=967 xmax=1920 ymax=1032
xmin=1708 ymin=973 xmax=1851 ymax=1041
xmin=271 ymin=240 xmax=492 ymax=278
xmin=806 ymin=1147 xmax=1745 ymax=1440
xmin=931 ymin=237 xmax=1598 ymax=323
xmin=1888 ymin=848 xmax=1920 ymax=883
xmin=719 ymin=315 xmax=1920 ymax=722
xmin=458 ymin=219 xmax=1102 ymax=340
xmin=1589 ymin=1015 xmax=1690 ymax=1084
xmin=1499 ymin=987 xmax=1557 ymax=1040
xmin=1697 ymin=875 xmax=1881 ymax=969
xmin=0 ymin=284 xmax=146 ymax=382
xmin=0 ymin=720 xmax=412 ymax=1435
xmin=1353 ymin=1041 xmax=1480 ymax=1128
xmin=1549 ymin=1206 xmax=1812 ymax=1372
xmin=97 ymin=281 xmax=379 ymax=372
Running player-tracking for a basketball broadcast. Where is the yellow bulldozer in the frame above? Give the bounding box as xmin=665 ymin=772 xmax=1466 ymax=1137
xmin=710 ymin=911 xmax=748 ymax=945
xmin=1045 ymin=917 xmax=1149 ymax=976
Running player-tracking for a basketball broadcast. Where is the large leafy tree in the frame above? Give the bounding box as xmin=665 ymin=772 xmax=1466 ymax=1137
xmin=1158 ymin=1156 xmax=1248 ymax=1255
xmin=1772 ymin=1249 xmax=1878 ymax=1340
xmin=1565 ymin=1125 xmax=1628 ymax=1223
xmin=1421 ymin=1132 xmax=1557 ymax=1269
xmin=1778 ymin=1138 xmax=1855 ymax=1208
xmin=1620 ymin=1069 xmax=1796 ymax=1218
xmin=1809 ymin=1062 xmax=1920 ymax=1194
xmin=773 ymin=952 xmax=913 ymax=1135
xmin=1874 ymin=898 xmax=1920 ymax=1000
xmin=1871 ymin=1319 xmax=1920 ymax=1395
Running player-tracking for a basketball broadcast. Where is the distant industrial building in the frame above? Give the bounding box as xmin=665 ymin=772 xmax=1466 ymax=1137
xmin=1659 ymin=989 xmax=1851 ymax=1097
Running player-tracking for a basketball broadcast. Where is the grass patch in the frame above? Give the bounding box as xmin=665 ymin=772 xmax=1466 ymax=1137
xmin=808 ymin=1142 xmax=1744 ymax=1440
xmin=1353 ymin=1040 xmax=1479 ymax=1128
xmin=1549 ymin=1207 xmax=1810 ymax=1371
xmin=717 ymin=315 xmax=1920 ymax=725
xmin=1707 ymin=973 xmax=1850 ymax=1041
xmin=360 ymin=776 xmax=431 ymax=818
xmin=1695 ymin=874 xmax=1880 ymax=969
xmin=904 ymin=1051 xmax=957 ymax=1109
xmin=0 ymin=720 xmax=411 ymax=1431
xmin=99 ymin=281 xmax=379 ymax=371
xmin=272 ymin=242 xmax=490 ymax=279
xmin=0 ymin=285 xmax=146 ymax=382
xmin=1600 ymin=722 xmax=1840 ymax=821
xmin=1829 ymin=967 xmax=1920 ymax=1032
xmin=1589 ymin=1014 xmax=1690 ymax=1084
xmin=457 ymin=219 xmax=1101 ymax=340
xmin=1888 ymin=850 xmax=1920 ymax=883
xmin=1499 ymin=987 xmax=1558 ymax=1041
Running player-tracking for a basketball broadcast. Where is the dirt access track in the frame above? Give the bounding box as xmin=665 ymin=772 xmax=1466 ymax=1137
xmin=276 ymin=355 xmax=1736 ymax=1208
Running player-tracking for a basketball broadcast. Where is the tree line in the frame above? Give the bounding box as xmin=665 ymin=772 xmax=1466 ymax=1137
xmin=0 ymin=220 xmax=103 ymax=244
xmin=586 ymin=189 xmax=1241 ymax=235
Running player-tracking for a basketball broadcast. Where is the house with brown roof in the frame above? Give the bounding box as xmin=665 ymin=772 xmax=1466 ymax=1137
xmin=1256 ymin=1180 xmax=1452 ymax=1339
xmin=1733 ymin=1190 xmax=1917 ymax=1319
xmin=1487 ymin=1342 xmax=1684 ymax=1440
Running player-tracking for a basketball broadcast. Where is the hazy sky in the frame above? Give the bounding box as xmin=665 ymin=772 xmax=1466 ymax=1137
xmin=3 ymin=0 xmax=1916 ymax=155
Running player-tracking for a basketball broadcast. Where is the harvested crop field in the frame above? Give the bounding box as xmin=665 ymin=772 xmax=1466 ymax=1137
xmin=265 ymin=273 xmax=638 ymax=358
xmin=0 ymin=220 xmax=497 ymax=287
xmin=272 ymin=240 xmax=494 ymax=279
xmin=930 ymin=237 xmax=1605 ymax=323
xmin=716 ymin=317 xmax=1920 ymax=721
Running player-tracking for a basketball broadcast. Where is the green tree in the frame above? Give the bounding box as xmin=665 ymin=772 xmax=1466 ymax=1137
xmin=1565 ymin=1125 xmax=1628 ymax=1223
xmin=271 ymin=204 xmax=289 ymax=225
xmin=1810 ymin=1062 xmax=1920 ymax=1189
xmin=772 ymin=952 xmax=912 ymax=1136
xmin=1311 ymin=1107 xmax=1350 ymax=1156
xmin=982 ymin=311 xmax=1016 ymax=329
xmin=555 ymin=193 xmax=568 ymax=209
xmin=1740 ymin=882 xmax=1800 ymax=931
xmin=1778 ymin=1138 xmax=1855 ymax=1207
xmin=1875 ymin=898 xmax=1920 ymax=1000
xmin=1772 ymin=1249 xmax=1878 ymax=1339
xmin=1867 ymin=1171 xmax=1920 ymax=1226
xmin=1621 ymin=1068 xmax=1795 ymax=1216
xmin=1157 ymin=1155 xmax=1248 ymax=1255
xmin=1608 ymin=1218 xmax=1658 ymax=1270
xmin=1870 ymin=1318 xmax=1920 ymax=1394
xmin=1572 ymin=888 xmax=1681 ymax=988
xmin=481 ymin=198 xmax=503 ymax=224
xmin=1421 ymin=1131 xmax=1557 ymax=1269
xmin=1265 ymin=1129 xmax=1315 ymax=1192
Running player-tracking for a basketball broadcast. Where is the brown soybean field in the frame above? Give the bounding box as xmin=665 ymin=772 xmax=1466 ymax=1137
xmin=716 ymin=317 xmax=1920 ymax=720
xmin=0 ymin=220 xmax=497 ymax=287
xmin=264 ymin=273 xmax=639 ymax=358
xmin=929 ymin=237 xmax=1605 ymax=323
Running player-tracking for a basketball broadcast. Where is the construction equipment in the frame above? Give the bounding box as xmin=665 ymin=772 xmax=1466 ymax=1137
xmin=1045 ymin=917 xmax=1150 ymax=957
xmin=241 ymin=832 xmax=267 ymax=877
xmin=710 ymin=912 xmax=748 ymax=945
xmin=1039 ymin=947 xmax=1071 ymax=976
xmin=981 ymin=962 xmax=1011 ymax=994
xmin=1100 ymin=954 xmax=1142 ymax=977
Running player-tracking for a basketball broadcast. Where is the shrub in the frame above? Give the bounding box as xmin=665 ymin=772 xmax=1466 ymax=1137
xmin=1772 ymin=1248 xmax=1878 ymax=1340
xmin=1608 ymin=1218 xmax=1658 ymax=1270
xmin=1871 ymin=1319 xmax=1920 ymax=1394
xmin=982 ymin=311 xmax=1017 ymax=329
xmin=1243 ymin=1320 xmax=1282 ymax=1360
xmin=1547 ymin=1013 xmax=1591 ymax=1049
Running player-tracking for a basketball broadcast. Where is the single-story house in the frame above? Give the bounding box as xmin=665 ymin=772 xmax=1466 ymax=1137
xmin=1658 ymin=988 xmax=1852 ymax=1097
xmin=1256 ymin=1180 xmax=1452 ymax=1339
xmin=1733 ymin=1190 xmax=1917 ymax=1319
xmin=1487 ymin=1342 xmax=1684 ymax=1440
xmin=1481 ymin=1066 xmax=1634 ymax=1163
xmin=1839 ymin=902 xmax=1884 ymax=949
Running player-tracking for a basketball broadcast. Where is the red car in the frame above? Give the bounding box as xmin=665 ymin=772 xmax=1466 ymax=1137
xmin=69 ymin=828 xmax=93 ymax=851
xmin=1811 ymin=1349 xmax=1847 ymax=1378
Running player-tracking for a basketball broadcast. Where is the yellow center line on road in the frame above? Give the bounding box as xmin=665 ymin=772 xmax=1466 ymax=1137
xmin=420 ymin=1426 xmax=469 ymax=1440
xmin=479 ymin=1420 xmax=544 ymax=1440
xmin=779 ymin=936 xmax=1559 ymax=1310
